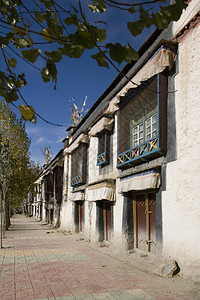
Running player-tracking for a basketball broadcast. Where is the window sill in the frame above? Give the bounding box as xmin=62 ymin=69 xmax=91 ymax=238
xmin=71 ymin=175 xmax=85 ymax=187
xmin=97 ymin=152 xmax=109 ymax=167
xmin=117 ymin=136 xmax=164 ymax=168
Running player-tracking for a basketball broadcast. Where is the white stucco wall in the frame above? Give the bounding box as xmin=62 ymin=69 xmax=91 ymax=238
xmin=162 ymin=20 xmax=200 ymax=275
xmin=59 ymin=1 xmax=200 ymax=278
xmin=60 ymin=153 xmax=74 ymax=231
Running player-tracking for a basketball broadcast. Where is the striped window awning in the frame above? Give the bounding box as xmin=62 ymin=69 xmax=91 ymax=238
xmin=107 ymin=45 xmax=176 ymax=114
xmin=64 ymin=133 xmax=89 ymax=154
xmin=118 ymin=170 xmax=161 ymax=193
xmin=86 ymin=180 xmax=115 ymax=202
xmin=69 ymin=191 xmax=85 ymax=201
xmin=89 ymin=117 xmax=114 ymax=137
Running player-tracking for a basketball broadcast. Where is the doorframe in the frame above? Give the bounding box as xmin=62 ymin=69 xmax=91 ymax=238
xmin=133 ymin=190 xmax=156 ymax=252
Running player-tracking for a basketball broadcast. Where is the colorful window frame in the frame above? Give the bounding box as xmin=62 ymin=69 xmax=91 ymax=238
xmin=117 ymin=71 xmax=167 ymax=168
xmin=131 ymin=109 xmax=157 ymax=149
xmin=71 ymin=143 xmax=87 ymax=187
xmin=97 ymin=130 xmax=111 ymax=167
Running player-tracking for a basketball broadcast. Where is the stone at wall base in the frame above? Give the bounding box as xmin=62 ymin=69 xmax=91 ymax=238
xmin=154 ymin=260 xmax=180 ymax=278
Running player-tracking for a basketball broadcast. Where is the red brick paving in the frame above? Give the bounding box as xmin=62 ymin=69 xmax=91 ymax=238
xmin=0 ymin=215 xmax=200 ymax=300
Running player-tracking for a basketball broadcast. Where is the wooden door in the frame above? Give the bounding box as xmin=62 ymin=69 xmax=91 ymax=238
xmin=79 ymin=201 xmax=83 ymax=232
xmin=104 ymin=201 xmax=111 ymax=241
xmin=135 ymin=194 xmax=146 ymax=251
xmin=148 ymin=193 xmax=156 ymax=253
xmin=135 ymin=192 xmax=156 ymax=253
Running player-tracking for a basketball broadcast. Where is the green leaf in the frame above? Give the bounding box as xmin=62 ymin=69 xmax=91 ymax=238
xmin=5 ymin=90 xmax=19 ymax=103
xmin=6 ymin=32 xmax=15 ymax=40
xmin=124 ymin=45 xmax=139 ymax=63
xmin=30 ymin=115 xmax=37 ymax=124
xmin=70 ymin=31 xmax=95 ymax=49
xmin=19 ymin=105 xmax=35 ymax=121
xmin=14 ymin=38 xmax=29 ymax=48
xmin=140 ymin=6 xmax=153 ymax=28
xmin=27 ymin=33 xmax=33 ymax=47
xmin=0 ymin=37 xmax=9 ymax=47
xmin=12 ymin=26 xmax=26 ymax=37
xmin=46 ymin=60 xmax=57 ymax=82
xmin=91 ymin=0 xmax=107 ymax=13
xmin=88 ymin=25 xmax=106 ymax=43
xmin=15 ymin=79 xmax=26 ymax=88
xmin=8 ymin=58 xmax=17 ymax=68
xmin=105 ymin=43 xmax=124 ymax=65
xmin=48 ymin=23 xmax=63 ymax=38
xmin=22 ymin=49 xmax=41 ymax=63
xmin=152 ymin=12 xmax=169 ymax=30
xmin=34 ymin=11 xmax=45 ymax=23
xmin=62 ymin=44 xmax=84 ymax=58
xmin=127 ymin=20 xmax=144 ymax=37
xmin=41 ymin=67 xmax=51 ymax=82
xmin=44 ymin=0 xmax=52 ymax=10
xmin=106 ymin=43 xmax=139 ymax=65
xmin=63 ymin=14 xmax=78 ymax=26
xmin=40 ymin=28 xmax=53 ymax=42
xmin=44 ymin=50 xmax=62 ymax=62
xmin=71 ymin=45 xmax=84 ymax=58
xmin=161 ymin=0 xmax=188 ymax=22
xmin=128 ymin=6 xmax=135 ymax=14
xmin=92 ymin=51 xmax=109 ymax=68
xmin=88 ymin=4 xmax=98 ymax=13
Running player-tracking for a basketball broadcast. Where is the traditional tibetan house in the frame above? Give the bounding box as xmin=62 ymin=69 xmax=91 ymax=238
xmin=59 ymin=0 xmax=200 ymax=280
xmin=34 ymin=149 xmax=64 ymax=227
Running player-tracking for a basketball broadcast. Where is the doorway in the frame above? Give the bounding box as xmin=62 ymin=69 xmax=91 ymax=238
xmin=96 ymin=200 xmax=112 ymax=242
xmin=134 ymin=192 xmax=156 ymax=253
xmin=74 ymin=201 xmax=84 ymax=232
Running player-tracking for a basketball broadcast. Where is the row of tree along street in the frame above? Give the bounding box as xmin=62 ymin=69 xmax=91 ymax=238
xmin=0 ymin=100 xmax=40 ymax=245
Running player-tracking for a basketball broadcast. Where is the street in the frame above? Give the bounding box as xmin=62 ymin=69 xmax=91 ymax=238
xmin=0 ymin=215 xmax=199 ymax=300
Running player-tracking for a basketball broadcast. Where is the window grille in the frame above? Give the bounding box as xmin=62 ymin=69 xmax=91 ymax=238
xmin=71 ymin=143 xmax=87 ymax=186
xmin=117 ymin=72 xmax=167 ymax=168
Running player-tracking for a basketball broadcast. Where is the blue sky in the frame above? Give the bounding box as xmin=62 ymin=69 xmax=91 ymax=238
xmin=7 ymin=2 xmax=158 ymax=165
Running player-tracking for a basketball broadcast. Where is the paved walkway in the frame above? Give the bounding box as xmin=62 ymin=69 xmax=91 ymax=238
xmin=0 ymin=215 xmax=199 ymax=300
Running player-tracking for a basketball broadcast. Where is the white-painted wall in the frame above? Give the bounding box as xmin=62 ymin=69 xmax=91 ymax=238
xmin=60 ymin=153 xmax=74 ymax=231
xmin=162 ymin=20 xmax=200 ymax=276
xmin=59 ymin=0 xmax=200 ymax=279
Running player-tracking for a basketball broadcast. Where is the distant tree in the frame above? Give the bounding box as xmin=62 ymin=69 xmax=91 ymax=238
xmin=0 ymin=100 xmax=40 ymax=229
xmin=0 ymin=0 xmax=187 ymax=122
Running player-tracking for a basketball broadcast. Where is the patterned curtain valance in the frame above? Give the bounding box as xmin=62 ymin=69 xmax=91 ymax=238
xmin=69 ymin=191 xmax=85 ymax=201
xmin=86 ymin=180 xmax=115 ymax=202
xmin=118 ymin=170 xmax=160 ymax=193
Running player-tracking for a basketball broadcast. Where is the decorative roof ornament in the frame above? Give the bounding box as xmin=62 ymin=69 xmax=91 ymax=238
xmin=41 ymin=146 xmax=52 ymax=164
xmin=69 ymin=96 xmax=88 ymax=126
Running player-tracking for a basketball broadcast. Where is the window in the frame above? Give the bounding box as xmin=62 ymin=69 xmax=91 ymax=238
xmin=132 ymin=123 xmax=144 ymax=147
xmin=54 ymin=166 xmax=63 ymax=204
xmin=145 ymin=112 xmax=157 ymax=140
xmin=71 ymin=143 xmax=87 ymax=186
xmin=117 ymin=72 xmax=167 ymax=168
xmin=97 ymin=131 xmax=110 ymax=166
xmin=131 ymin=110 xmax=157 ymax=148
xmin=44 ymin=173 xmax=53 ymax=201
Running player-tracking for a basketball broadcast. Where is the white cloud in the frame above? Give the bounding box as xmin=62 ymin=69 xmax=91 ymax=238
xmin=26 ymin=123 xmax=67 ymax=164
xmin=36 ymin=137 xmax=45 ymax=144
xmin=26 ymin=126 xmax=40 ymax=134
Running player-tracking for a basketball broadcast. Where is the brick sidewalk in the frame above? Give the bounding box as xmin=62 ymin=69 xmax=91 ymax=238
xmin=0 ymin=215 xmax=199 ymax=300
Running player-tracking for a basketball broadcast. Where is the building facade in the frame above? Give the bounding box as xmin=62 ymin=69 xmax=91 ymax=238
xmin=34 ymin=150 xmax=64 ymax=227
xmin=35 ymin=0 xmax=200 ymax=281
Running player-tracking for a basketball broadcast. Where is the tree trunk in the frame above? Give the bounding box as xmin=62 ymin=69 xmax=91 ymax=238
xmin=2 ymin=184 xmax=10 ymax=231
xmin=5 ymin=200 xmax=10 ymax=230
xmin=2 ymin=185 xmax=6 ymax=238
